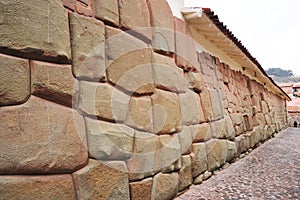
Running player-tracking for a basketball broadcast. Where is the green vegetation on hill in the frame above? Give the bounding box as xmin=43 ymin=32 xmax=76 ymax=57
xmin=266 ymin=68 xmax=294 ymax=77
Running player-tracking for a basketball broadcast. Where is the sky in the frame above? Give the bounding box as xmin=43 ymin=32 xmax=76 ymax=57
xmin=184 ymin=0 xmax=300 ymax=76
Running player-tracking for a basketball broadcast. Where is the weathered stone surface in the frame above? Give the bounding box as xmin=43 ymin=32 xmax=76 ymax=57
xmin=190 ymin=123 xmax=212 ymax=143
xmin=31 ymin=60 xmax=75 ymax=107
xmin=256 ymin=113 xmax=267 ymax=128
xmin=206 ymin=139 xmax=227 ymax=171
xmin=230 ymin=113 xmax=243 ymax=126
xmin=107 ymin=48 xmax=154 ymax=94
xmin=125 ymin=96 xmax=153 ymax=132
xmin=79 ymin=81 xmax=129 ymax=122
xmin=0 ymin=96 xmax=87 ymax=174
xmin=119 ymin=0 xmax=151 ymax=37
xmin=73 ymin=159 xmax=130 ymax=200
xmin=209 ymin=89 xmax=223 ymax=120
xmin=126 ymin=131 xmax=158 ymax=180
xmin=161 ymin=157 xmax=182 ymax=174
xmin=191 ymin=143 xmax=207 ymax=177
xmin=152 ymin=52 xmax=188 ymax=93
xmin=85 ymin=118 xmax=134 ymax=160
xmin=152 ymin=89 xmax=182 ymax=134
xmin=179 ymin=155 xmax=192 ymax=191
xmin=178 ymin=126 xmax=193 ymax=154
xmin=243 ymin=114 xmax=254 ymax=131
xmin=211 ymin=117 xmax=235 ymax=140
xmin=0 ymin=54 xmax=30 ymax=106
xmin=130 ymin=178 xmax=153 ymax=200
xmin=0 ymin=175 xmax=76 ymax=200
xmin=226 ymin=140 xmax=237 ymax=162
xmin=199 ymin=87 xmax=213 ymax=121
xmin=151 ymin=172 xmax=179 ymax=200
xmin=261 ymin=101 xmax=269 ymax=114
xmin=76 ymin=0 xmax=93 ymax=17
xmin=155 ymin=134 xmax=181 ymax=171
xmin=0 ymin=0 xmax=71 ymax=62
xmin=187 ymin=72 xmax=205 ymax=92
xmin=179 ymin=89 xmax=205 ymax=125
xmin=174 ymin=17 xmax=199 ymax=71
xmin=94 ymin=0 xmax=119 ymax=26
xmin=249 ymin=127 xmax=262 ymax=147
xmin=69 ymin=13 xmax=105 ymax=80
xmin=235 ymin=134 xmax=250 ymax=155
xmin=194 ymin=174 xmax=204 ymax=184
xmin=147 ymin=0 xmax=175 ymax=53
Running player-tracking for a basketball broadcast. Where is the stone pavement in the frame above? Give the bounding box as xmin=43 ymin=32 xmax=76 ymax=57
xmin=176 ymin=128 xmax=300 ymax=200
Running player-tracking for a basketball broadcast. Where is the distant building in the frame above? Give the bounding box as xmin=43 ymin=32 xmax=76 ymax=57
xmin=293 ymin=82 xmax=300 ymax=97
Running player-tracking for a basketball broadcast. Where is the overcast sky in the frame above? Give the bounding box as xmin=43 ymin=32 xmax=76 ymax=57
xmin=185 ymin=0 xmax=300 ymax=76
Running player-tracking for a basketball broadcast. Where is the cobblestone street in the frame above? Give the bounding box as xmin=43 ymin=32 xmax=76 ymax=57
xmin=176 ymin=128 xmax=300 ymax=200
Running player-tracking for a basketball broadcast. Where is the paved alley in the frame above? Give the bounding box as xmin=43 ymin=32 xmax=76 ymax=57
xmin=176 ymin=128 xmax=300 ymax=200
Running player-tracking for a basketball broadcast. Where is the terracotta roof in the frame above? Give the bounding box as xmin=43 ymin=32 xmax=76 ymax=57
xmin=202 ymin=8 xmax=290 ymax=100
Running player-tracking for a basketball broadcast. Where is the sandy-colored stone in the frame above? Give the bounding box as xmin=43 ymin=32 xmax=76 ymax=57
xmin=243 ymin=114 xmax=254 ymax=131
xmin=249 ymin=127 xmax=262 ymax=147
xmin=179 ymin=89 xmax=205 ymax=125
xmin=179 ymin=155 xmax=192 ymax=191
xmin=199 ymin=87 xmax=213 ymax=121
xmin=209 ymin=89 xmax=223 ymax=120
xmin=0 ymin=96 xmax=87 ymax=174
xmin=152 ymin=89 xmax=182 ymax=134
xmin=155 ymin=134 xmax=181 ymax=171
xmin=130 ymin=178 xmax=153 ymax=200
xmin=85 ymin=118 xmax=134 ymax=160
xmin=79 ymin=81 xmax=129 ymax=122
xmin=261 ymin=101 xmax=269 ymax=114
xmin=256 ymin=113 xmax=267 ymax=128
xmin=0 ymin=175 xmax=75 ymax=200
xmin=107 ymin=48 xmax=154 ymax=94
xmin=0 ymin=0 xmax=71 ymax=62
xmin=151 ymin=172 xmax=179 ymax=200
xmin=0 ymin=54 xmax=30 ymax=106
xmin=211 ymin=116 xmax=235 ymax=140
xmin=127 ymin=131 xmax=158 ymax=180
xmin=187 ymin=72 xmax=205 ymax=92
xmin=73 ymin=159 xmax=130 ymax=200
xmin=206 ymin=139 xmax=227 ymax=171
xmin=230 ymin=113 xmax=243 ymax=126
xmin=226 ymin=140 xmax=237 ymax=162
xmin=191 ymin=143 xmax=208 ymax=177
xmin=194 ymin=174 xmax=204 ymax=185
xmin=147 ymin=0 xmax=175 ymax=53
xmin=190 ymin=123 xmax=212 ymax=143
xmin=152 ymin=53 xmax=188 ymax=93
xmin=178 ymin=126 xmax=193 ymax=154
xmin=94 ymin=0 xmax=119 ymax=26
xmin=31 ymin=60 xmax=75 ymax=107
xmin=69 ymin=13 xmax=105 ymax=80
xmin=125 ymin=96 xmax=153 ymax=132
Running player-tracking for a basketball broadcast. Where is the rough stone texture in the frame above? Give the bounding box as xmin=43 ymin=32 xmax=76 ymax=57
xmin=61 ymin=0 xmax=76 ymax=11
xmin=176 ymin=128 xmax=300 ymax=200
xmin=147 ymin=0 xmax=175 ymax=53
xmin=0 ymin=0 xmax=71 ymax=63
xmin=0 ymin=54 xmax=30 ymax=106
xmin=179 ymin=89 xmax=205 ymax=125
xmin=130 ymin=178 xmax=153 ymax=200
xmin=73 ymin=159 xmax=130 ymax=200
xmin=226 ymin=140 xmax=237 ymax=162
xmin=125 ymin=96 xmax=153 ymax=132
xmin=126 ymin=131 xmax=158 ymax=180
xmin=152 ymin=172 xmax=179 ymax=200
xmin=178 ymin=126 xmax=193 ymax=154
xmin=0 ymin=96 xmax=87 ymax=174
xmin=31 ymin=60 xmax=75 ymax=107
xmin=76 ymin=0 xmax=93 ymax=17
xmin=94 ymin=0 xmax=119 ymax=26
xmin=79 ymin=81 xmax=129 ymax=122
xmin=209 ymin=89 xmax=223 ymax=120
xmin=152 ymin=52 xmax=188 ymax=93
xmin=119 ymin=0 xmax=151 ymax=39
xmin=206 ymin=139 xmax=227 ymax=171
xmin=199 ymin=87 xmax=213 ymax=121
xmin=174 ymin=17 xmax=199 ymax=71
xmin=85 ymin=118 xmax=134 ymax=160
xmin=190 ymin=123 xmax=212 ymax=143
xmin=0 ymin=175 xmax=76 ymax=200
xmin=187 ymin=72 xmax=205 ymax=92
xmin=179 ymin=155 xmax=192 ymax=191
xmin=107 ymin=48 xmax=154 ymax=94
xmin=151 ymin=89 xmax=182 ymax=134
xmin=155 ymin=134 xmax=181 ymax=171
xmin=191 ymin=143 xmax=208 ymax=178
xmin=69 ymin=13 xmax=105 ymax=80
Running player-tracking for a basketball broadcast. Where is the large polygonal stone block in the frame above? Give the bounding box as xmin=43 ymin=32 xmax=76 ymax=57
xmin=191 ymin=143 xmax=207 ymax=177
xmin=0 ymin=54 xmax=30 ymax=106
xmin=178 ymin=155 xmax=192 ymax=191
xmin=206 ymin=139 xmax=227 ymax=171
xmin=130 ymin=178 xmax=153 ymax=200
xmin=94 ymin=0 xmax=119 ymax=26
xmin=190 ymin=123 xmax=212 ymax=143
xmin=0 ymin=0 xmax=71 ymax=62
xmin=0 ymin=96 xmax=88 ymax=174
xmin=151 ymin=172 xmax=179 ymax=200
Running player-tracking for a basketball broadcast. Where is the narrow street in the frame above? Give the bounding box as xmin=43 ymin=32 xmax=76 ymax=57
xmin=176 ymin=128 xmax=300 ymax=200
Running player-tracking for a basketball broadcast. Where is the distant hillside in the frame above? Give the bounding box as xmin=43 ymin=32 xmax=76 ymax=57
xmin=270 ymin=76 xmax=300 ymax=83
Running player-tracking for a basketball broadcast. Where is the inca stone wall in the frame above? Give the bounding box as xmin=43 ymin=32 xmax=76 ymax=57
xmin=0 ymin=0 xmax=288 ymax=199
